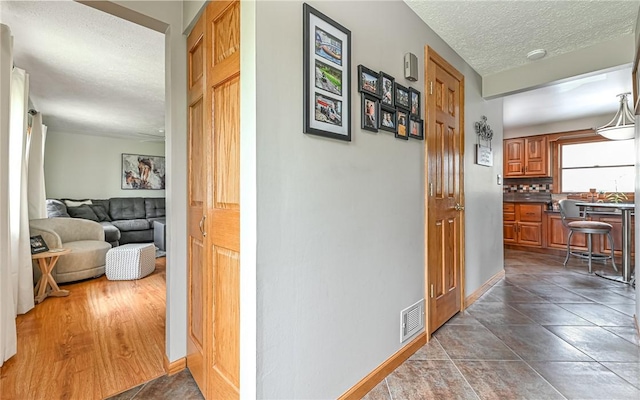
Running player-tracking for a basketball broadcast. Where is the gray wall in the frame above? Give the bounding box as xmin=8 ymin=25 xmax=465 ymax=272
xmin=256 ymin=1 xmax=504 ymax=398
xmin=44 ymin=131 xmax=165 ymax=199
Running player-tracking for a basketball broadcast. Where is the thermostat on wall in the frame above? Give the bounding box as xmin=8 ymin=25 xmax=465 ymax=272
xmin=404 ymin=53 xmax=418 ymax=82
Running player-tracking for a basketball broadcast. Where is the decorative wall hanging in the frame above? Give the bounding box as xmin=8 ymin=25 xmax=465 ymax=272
xmin=378 ymin=106 xmax=397 ymax=133
xmin=122 ymin=153 xmax=166 ymax=190
xmin=303 ymin=3 xmax=351 ymax=141
xmin=474 ymin=115 xmax=494 ymax=167
xmin=409 ymin=116 xmax=423 ymax=140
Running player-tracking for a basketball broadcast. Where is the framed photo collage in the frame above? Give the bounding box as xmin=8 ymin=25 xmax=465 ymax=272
xmin=357 ymin=65 xmax=423 ymax=140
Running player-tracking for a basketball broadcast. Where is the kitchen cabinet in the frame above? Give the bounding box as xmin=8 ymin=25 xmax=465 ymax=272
xmin=504 ymin=136 xmax=548 ymax=177
xmin=546 ymin=213 xmax=588 ymax=251
xmin=503 ymin=203 xmax=544 ymax=247
xmin=527 ymin=212 xmax=635 ymax=259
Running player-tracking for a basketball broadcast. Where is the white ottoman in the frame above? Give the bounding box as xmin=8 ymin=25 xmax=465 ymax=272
xmin=106 ymin=243 xmax=156 ymax=280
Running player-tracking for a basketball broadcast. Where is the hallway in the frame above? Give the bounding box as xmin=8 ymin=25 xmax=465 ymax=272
xmin=364 ymin=250 xmax=639 ymax=399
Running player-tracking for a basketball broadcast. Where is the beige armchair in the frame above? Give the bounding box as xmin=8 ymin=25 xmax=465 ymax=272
xmin=29 ymin=218 xmax=112 ymax=283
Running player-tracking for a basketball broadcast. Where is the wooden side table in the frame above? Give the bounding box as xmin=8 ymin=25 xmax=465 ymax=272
xmin=31 ymin=248 xmax=71 ymax=304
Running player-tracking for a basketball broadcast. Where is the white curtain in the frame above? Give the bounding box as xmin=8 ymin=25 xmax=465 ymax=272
xmin=27 ymin=113 xmax=47 ymax=220
xmin=0 ymin=23 xmax=35 ymax=368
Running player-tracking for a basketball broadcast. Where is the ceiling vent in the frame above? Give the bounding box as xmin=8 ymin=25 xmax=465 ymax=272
xmin=400 ymin=299 xmax=424 ymax=343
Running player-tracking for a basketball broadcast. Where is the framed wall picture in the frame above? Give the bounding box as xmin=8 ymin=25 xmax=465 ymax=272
xmin=361 ymin=94 xmax=379 ymax=132
xmin=395 ymin=83 xmax=410 ymax=110
xmin=409 ymin=88 xmax=421 ymax=118
xmin=380 ymin=72 xmax=395 ymax=108
xmin=409 ymin=116 xmax=424 ymax=140
xmin=396 ymin=109 xmax=409 ymax=140
xmin=379 ymin=105 xmax=396 ymax=133
xmin=358 ymin=65 xmax=381 ymax=98
xmin=122 ymin=153 xmax=166 ymax=190
xmin=303 ymin=3 xmax=351 ymax=141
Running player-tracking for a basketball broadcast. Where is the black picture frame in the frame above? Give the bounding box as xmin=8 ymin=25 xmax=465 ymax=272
xmin=380 ymin=72 xmax=394 ymax=107
xmin=358 ymin=65 xmax=381 ymax=98
xmin=30 ymin=235 xmax=49 ymax=254
xmin=409 ymin=116 xmax=424 ymax=140
xmin=303 ymin=3 xmax=351 ymax=141
xmin=396 ymin=109 xmax=409 ymax=140
xmin=378 ymin=106 xmax=396 ymax=133
xmin=395 ymin=83 xmax=410 ymax=109
xmin=409 ymin=88 xmax=421 ymax=118
xmin=361 ymin=94 xmax=379 ymax=132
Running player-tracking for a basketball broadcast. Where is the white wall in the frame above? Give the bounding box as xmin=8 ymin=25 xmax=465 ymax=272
xmin=255 ymin=1 xmax=504 ymax=398
xmin=44 ymin=131 xmax=165 ymax=199
xmin=504 ymin=113 xmax=611 ymax=138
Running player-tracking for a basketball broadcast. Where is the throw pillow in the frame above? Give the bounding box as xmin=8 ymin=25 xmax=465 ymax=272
xmin=46 ymin=199 xmax=70 ymax=218
xmin=64 ymin=199 xmax=93 ymax=208
xmin=89 ymin=204 xmax=112 ymax=222
xmin=67 ymin=205 xmax=100 ymax=222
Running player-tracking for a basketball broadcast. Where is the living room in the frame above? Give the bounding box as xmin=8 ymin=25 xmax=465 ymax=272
xmin=0 ymin=1 xmax=172 ymax=398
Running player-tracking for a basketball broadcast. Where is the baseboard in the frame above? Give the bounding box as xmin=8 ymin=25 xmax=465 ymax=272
xmin=338 ymin=332 xmax=426 ymax=400
xmin=164 ymin=355 xmax=186 ymax=376
xmin=464 ymin=269 xmax=505 ymax=308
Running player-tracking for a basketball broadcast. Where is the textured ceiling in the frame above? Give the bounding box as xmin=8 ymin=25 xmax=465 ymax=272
xmin=0 ymin=1 xmax=164 ymax=140
xmin=406 ymin=0 xmax=640 ymax=76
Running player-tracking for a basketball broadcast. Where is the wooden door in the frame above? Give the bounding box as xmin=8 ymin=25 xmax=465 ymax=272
xmin=186 ymin=2 xmax=241 ymax=399
xmin=425 ymin=47 xmax=464 ymax=335
xmin=504 ymin=139 xmax=525 ymax=176
xmin=186 ymin=14 xmax=207 ymax=391
xmin=205 ymin=1 xmax=241 ymax=399
xmin=524 ymin=136 xmax=547 ymax=176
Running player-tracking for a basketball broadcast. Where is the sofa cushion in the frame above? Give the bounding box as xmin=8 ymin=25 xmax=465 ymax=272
xmin=147 ymin=217 xmax=166 ymax=225
xmin=111 ymin=219 xmax=150 ymax=232
xmin=67 ymin=205 xmax=100 ymax=222
xmin=46 ymin=199 xmax=70 ymax=218
xmin=145 ymin=198 xmax=165 ymax=218
xmin=110 ymin=198 xmax=146 ymax=220
xmin=90 ymin=204 xmax=112 ymax=222
xmin=100 ymin=222 xmax=121 ymax=242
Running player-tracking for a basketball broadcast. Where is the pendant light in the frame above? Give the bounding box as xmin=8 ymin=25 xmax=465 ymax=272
xmin=596 ymin=92 xmax=635 ymax=140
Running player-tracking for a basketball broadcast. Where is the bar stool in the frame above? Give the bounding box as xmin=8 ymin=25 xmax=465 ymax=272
xmin=559 ymin=199 xmax=618 ymax=273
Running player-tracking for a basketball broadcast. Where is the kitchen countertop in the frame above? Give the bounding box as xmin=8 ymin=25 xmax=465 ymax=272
xmin=503 ymin=193 xmax=551 ymax=203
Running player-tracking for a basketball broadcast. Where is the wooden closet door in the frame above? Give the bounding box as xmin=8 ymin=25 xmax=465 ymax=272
xmin=205 ymin=1 xmax=241 ymax=399
xmin=186 ymin=1 xmax=240 ymax=398
xmin=186 ymin=13 xmax=207 ymax=392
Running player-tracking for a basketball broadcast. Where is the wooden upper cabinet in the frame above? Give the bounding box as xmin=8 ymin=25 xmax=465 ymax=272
xmin=504 ymin=138 xmax=525 ymax=177
xmin=503 ymin=136 xmax=548 ymax=177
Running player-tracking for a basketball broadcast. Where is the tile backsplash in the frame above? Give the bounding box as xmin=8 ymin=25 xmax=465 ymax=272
xmin=503 ymin=177 xmax=553 ymax=193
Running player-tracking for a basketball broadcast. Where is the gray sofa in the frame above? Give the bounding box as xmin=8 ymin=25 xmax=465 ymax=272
xmin=46 ymin=197 xmax=165 ymax=247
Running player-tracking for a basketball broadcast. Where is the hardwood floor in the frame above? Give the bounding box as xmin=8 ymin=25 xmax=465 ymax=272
xmin=0 ymin=257 xmax=167 ymax=400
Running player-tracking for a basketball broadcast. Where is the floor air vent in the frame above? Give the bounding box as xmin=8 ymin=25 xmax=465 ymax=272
xmin=400 ymin=299 xmax=424 ymax=343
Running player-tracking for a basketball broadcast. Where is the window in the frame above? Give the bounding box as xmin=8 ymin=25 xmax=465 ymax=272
xmin=560 ymin=139 xmax=634 ymax=193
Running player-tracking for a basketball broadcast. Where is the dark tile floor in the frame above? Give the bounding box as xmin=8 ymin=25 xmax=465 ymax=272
xmin=364 ymin=249 xmax=639 ymax=400
xmin=106 ymin=370 xmax=203 ymax=400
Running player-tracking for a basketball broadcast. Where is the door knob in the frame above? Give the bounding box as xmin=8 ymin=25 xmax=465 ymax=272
xmin=454 ymin=203 xmax=465 ymax=211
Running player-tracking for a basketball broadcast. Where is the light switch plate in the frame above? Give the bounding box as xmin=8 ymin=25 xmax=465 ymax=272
xmin=497 ymin=174 xmax=502 ymax=185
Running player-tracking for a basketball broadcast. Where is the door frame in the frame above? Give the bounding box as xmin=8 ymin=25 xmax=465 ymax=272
xmin=423 ymin=45 xmax=466 ymax=338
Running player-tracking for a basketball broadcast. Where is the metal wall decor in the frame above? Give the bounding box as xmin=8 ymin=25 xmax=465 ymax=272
xmin=474 ymin=115 xmax=494 ymax=167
